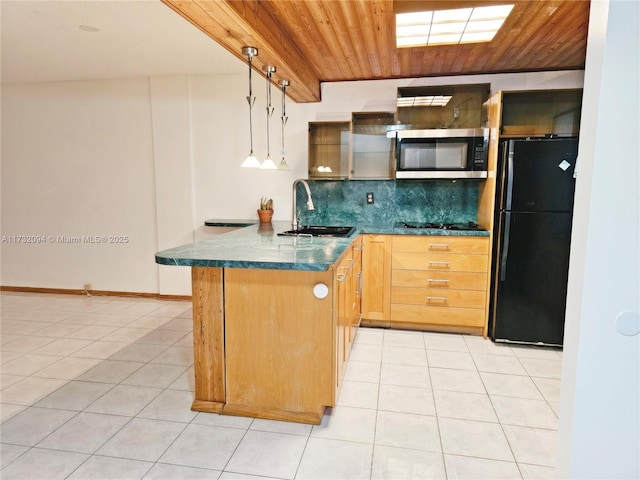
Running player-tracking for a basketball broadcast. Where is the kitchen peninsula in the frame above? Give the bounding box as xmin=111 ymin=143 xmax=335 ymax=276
xmin=156 ymin=221 xmax=359 ymax=424
xmin=156 ymin=220 xmax=489 ymax=424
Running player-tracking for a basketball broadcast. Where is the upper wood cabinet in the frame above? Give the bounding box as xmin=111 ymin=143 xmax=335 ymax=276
xmin=308 ymin=121 xmax=350 ymax=179
xmin=351 ymin=112 xmax=395 ymax=179
xmin=397 ymin=84 xmax=490 ymax=129
xmin=309 ymin=115 xmax=395 ymax=180
xmin=500 ymin=89 xmax=583 ymax=138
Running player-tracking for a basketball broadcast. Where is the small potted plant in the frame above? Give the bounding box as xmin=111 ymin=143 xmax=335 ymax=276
xmin=257 ymin=197 xmax=274 ymax=224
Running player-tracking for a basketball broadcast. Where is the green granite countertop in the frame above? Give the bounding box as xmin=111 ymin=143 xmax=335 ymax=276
xmin=156 ymin=221 xmax=356 ymax=271
xmin=156 ymin=220 xmax=489 ymax=272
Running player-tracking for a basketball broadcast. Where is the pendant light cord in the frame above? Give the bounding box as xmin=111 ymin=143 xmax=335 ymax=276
xmin=248 ymin=56 xmax=254 ymax=155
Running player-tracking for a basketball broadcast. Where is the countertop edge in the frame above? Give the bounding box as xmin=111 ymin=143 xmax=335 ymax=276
xmin=154 ymin=255 xmax=333 ymax=271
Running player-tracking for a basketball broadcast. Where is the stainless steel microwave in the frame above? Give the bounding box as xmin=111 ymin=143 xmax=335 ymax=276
xmin=395 ymin=128 xmax=489 ymax=179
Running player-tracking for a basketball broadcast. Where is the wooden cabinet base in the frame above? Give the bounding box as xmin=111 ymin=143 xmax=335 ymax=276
xmin=361 ymin=318 xmax=391 ymax=328
xmin=191 ymin=399 xmax=224 ymax=414
xmin=191 ymin=399 xmax=325 ymax=425
xmin=190 ymin=266 xmax=337 ymax=426
xmin=362 ymin=318 xmax=483 ymax=335
xmin=221 ymin=403 xmax=325 ymax=425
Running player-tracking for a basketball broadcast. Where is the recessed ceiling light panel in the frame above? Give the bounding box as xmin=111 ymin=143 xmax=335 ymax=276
xmin=396 ymin=4 xmax=514 ymax=48
xmin=397 ymin=95 xmax=453 ymax=107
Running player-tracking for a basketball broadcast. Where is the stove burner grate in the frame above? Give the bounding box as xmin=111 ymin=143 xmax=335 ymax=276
xmin=395 ymin=221 xmax=482 ymax=231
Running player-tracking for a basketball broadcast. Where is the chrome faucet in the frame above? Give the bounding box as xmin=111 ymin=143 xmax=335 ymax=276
xmin=292 ymin=179 xmax=315 ymax=230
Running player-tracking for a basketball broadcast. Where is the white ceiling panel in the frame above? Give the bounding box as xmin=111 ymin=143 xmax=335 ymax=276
xmin=0 ymin=0 xmax=244 ymax=84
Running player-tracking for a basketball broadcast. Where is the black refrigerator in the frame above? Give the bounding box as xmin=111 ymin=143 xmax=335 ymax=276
xmin=491 ymin=137 xmax=578 ymax=346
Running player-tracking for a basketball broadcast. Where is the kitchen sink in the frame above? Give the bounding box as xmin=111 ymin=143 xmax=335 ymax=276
xmin=278 ymin=225 xmax=356 ymax=238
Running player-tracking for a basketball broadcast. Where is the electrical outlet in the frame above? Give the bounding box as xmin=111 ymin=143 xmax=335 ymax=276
xmin=366 ymin=192 xmax=374 ymax=204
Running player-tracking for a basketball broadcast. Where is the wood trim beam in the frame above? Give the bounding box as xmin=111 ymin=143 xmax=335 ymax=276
xmin=161 ymin=0 xmax=322 ymax=103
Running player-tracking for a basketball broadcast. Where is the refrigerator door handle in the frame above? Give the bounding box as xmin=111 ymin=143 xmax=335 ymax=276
xmin=505 ymin=141 xmax=515 ymax=211
xmin=500 ymin=212 xmax=511 ymax=282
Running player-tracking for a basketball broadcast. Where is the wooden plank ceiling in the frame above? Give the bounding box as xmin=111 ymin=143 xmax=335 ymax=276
xmin=161 ymin=0 xmax=590 ymax=103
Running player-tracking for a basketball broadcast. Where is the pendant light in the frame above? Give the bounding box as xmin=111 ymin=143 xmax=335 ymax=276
xmin=278 ymin=79 xmax=290 ymax=170
xmin=240 ymin=46 xmax=261 ymax=168
xmin=260 ymin=65 xmax=278 ymax=170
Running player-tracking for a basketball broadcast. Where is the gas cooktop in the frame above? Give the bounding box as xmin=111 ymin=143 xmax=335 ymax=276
xmin=394 ymin=221 xmax=483 ymax=231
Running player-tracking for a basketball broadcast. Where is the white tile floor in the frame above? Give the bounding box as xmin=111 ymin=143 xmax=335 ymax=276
xmin=0 ymin=292 xmax=563 ymax=479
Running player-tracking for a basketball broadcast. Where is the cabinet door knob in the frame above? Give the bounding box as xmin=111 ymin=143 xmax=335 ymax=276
xmin=313 ymin=283 xmax=329 ymax=299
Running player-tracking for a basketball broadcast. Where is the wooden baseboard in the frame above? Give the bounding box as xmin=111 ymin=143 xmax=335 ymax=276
xmin=0 ymin=285 xmax=192 ymax=301
xmin=361 ymin=318 xmax=391 ymax=328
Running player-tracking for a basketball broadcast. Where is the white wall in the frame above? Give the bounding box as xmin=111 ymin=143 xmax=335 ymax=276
xmin=1 ymin=79 xmax=159 ymax=293
xmin=149 ymin=76 xmax=194 ymax=295
xmin=1 ymin=70 xmax=583 ymax=295
xmin=556 ymin=0 xmax=639 ymax=477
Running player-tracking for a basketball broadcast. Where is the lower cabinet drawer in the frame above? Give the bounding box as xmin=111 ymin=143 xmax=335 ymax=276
xmin=392 ymin=252 xmax=488 ymax=272
xmin=390 ymin=304 xmax=485 ymax=327
xmin=391 ymin=286 xmax=486 ymax=309
xmin=392 ymin=269 xmax=487 ymax=290
xmin=393 ymin=236 xmax=489 ymax=255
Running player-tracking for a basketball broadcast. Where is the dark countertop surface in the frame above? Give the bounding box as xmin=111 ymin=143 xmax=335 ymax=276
xmin=204 ymin=219 xmax=258 ymax=227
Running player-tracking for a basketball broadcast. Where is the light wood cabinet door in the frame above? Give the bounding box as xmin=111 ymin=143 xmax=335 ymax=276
xmin=391 ymin=286 xmax=486 ymax=309
xmin=335 ymin=245 xmax=357 ymax=389
xmin=224 ymin=268 xmax=335 ymax=419
xmin=393 ymin=235 xmax=489 ymax=255
xmin=390 ymin=304 xmax=485 ymax=327
xmin=392 ymin=251 xmax=489 ymax=273
xmin=392 ymin=270 xmax=487 ymax=291
xmin=361 ymin=234 xmax=392 ymax=325
xmin=351 ymin=237 xmax=363 ymax=341
xmin=335 ymin=263 xmax=348 ymax=389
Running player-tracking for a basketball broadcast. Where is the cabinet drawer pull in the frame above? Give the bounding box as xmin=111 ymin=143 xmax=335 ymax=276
xmin=426 ymin=296 xmax=448 ymax=303
xmin=429 ymin=243 xmax=450 ymax=249
xmin=428 ymin=261 xmax=450 ymax=266
xmin=340 ymin=259 xmax=354 ymax=271
xmin=427 ymin=279 xmax=450 ymax=284
xmin=354 ymin=242 xmax=364 ymax=251
xmin=337 ymin=273 xmax=347 ymax=282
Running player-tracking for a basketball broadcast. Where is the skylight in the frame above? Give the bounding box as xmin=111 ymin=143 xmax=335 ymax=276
xmin=396 ymin=4 xmax=514 ymax=47
xmin=396 ymin=95 xmax=453 ymax=107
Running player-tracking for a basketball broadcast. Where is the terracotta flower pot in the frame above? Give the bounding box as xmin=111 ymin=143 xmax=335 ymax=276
xmin=257 ymin=209 xmax=274 ymax=224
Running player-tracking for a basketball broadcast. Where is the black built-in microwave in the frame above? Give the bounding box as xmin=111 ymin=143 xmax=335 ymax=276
xmin=395 ymin=128 xmax=489 ymax=179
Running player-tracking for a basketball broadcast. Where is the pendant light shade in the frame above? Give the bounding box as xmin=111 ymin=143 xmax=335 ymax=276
xmin=278 ymin=79 xmax=290 ymax=170
xmin=241 ymin=46 xmax=261 ymax=168
xmin=260 ymin=65 xmax=277 ymax=169
xmin=239 ymin=48 xmax=287 ymax=171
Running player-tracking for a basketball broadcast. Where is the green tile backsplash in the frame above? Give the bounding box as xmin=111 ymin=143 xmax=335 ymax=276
xmin=296 ymin=179 xmax=480 ymax=227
